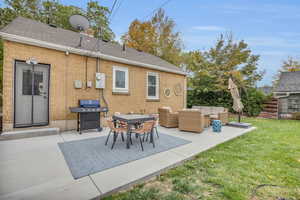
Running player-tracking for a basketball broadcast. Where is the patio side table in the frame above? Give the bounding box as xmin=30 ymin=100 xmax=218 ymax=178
xmin=212 ymin=120 xmax=222 ymax=133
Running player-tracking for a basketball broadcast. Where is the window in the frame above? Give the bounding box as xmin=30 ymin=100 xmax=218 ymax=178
xmin=147 ymin=72 xmax=159 ymax=99
xmin=22 ymin=70 xmax=44 ymax=95
xmin=113 ymin=66 xmax=128 ymax=93
xmin=288 ymin=97 xmax=300 ymax=112
xmin=22 ymin=70 xmax=32 ymax=95
xmin=33 ymin=71 xmax=44 ymax=95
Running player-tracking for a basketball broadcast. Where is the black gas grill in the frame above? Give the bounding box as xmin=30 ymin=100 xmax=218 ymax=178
xmin=70 ymin=100 xmax=108 ymax=134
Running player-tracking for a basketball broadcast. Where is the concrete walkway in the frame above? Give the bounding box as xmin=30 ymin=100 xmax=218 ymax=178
xmin=0 ymin=126 xmax=255 ymax=200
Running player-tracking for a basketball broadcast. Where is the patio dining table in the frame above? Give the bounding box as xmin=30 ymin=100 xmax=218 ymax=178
xmin=112 ymin=114 xmax=155 ymax=149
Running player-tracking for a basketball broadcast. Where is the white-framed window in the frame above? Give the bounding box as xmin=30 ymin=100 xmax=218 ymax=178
xmin=113 ymin=66 xmax=129 ymax=93
xmin=147 ymin=72 xmax=159 ymax=99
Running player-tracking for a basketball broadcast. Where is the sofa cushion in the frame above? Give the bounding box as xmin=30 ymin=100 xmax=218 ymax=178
xmin=210 ymin=107 xmax=225 ymax=114
xmin=193 ymin=106 xmax=227 ymax=115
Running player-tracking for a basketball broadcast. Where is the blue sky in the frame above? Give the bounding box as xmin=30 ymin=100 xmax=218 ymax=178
xmin=25 ymin=1 xmax=300 ymax=85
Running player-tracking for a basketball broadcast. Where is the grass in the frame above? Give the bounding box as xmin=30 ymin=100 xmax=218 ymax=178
xmin=103 ymin=118 xmax=300 ymax=200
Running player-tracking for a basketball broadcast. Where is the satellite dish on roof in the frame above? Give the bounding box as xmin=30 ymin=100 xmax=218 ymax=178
xmin=69 ymin=15 xmax=89 ymax=31
xmin=69 ymin=15 xmax=90 ymax=48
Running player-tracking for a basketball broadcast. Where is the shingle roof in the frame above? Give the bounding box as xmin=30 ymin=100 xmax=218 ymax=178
xmin=275 ymin=71 xmax=300 ymax=92
xmin=0 ymin=17 xmax=184 ymax=75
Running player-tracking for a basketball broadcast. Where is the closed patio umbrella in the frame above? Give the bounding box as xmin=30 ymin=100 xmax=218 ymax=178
xmin=228 ymin=78 xmax=244 ymax=122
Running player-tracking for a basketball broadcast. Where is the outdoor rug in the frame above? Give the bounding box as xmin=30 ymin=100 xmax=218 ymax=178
xmin=58 ymin=133 xmax=191 ymax=179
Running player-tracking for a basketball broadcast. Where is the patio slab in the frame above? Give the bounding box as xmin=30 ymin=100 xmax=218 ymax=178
xmin=90 ymin=149 xmax=185 ymax=195
xmin=0 ymin=134 xmax=101 ymax=200
xmin=0 ymin=125 xmax=255 ymax=200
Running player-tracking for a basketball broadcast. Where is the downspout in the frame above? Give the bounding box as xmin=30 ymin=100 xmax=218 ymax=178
xmin=85 ymin=56 xmax=88 ymax=89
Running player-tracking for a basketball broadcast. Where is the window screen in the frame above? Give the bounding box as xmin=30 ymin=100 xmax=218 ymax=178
xmin=22 ymin=70 xmax=43 ymax=95
xmin=115 ymin=70 xmax=126 ymax=88
xmin=22 ymin=70 xmax=32 ymax=95
xmin=147 ymin=73 xmax=159 ymax=99
xmin=288 ymin=98 xmax=300 ymax=112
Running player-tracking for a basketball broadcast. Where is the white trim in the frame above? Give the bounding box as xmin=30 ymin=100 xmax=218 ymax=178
xmin=274 ymin=92 xmax=290 ymax=98
xmin=146 ymin=72 xmax=159 ymax=100
xmin=112 ymin=66 xmax=128 ymax=93
xmin=0 ymin=32 xmax=186 ymax=75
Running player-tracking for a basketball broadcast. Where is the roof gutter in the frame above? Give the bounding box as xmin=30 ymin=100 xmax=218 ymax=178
xmin=0 ymin=32 xmax=186 ymax=76
xmin=273 ymin=91 xmax=300 ymax=99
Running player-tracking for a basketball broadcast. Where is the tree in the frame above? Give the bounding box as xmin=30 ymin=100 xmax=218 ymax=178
xmin=187 ymin=33 xmax=264 ymax=91
xmin=122 ymin=19 xmax=157 ymax=55
xmin=86 ymin=1 xmax=114 ymax=41
xmin=186 ymin=34 xmax=266 ymax=116
xmin=280 ymin=56 xmax=300 ymax=72
xmin=122 ymin=8 xmax=183 ymax=66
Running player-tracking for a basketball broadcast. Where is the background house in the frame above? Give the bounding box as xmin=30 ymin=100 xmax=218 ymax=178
xmin=274 ymin=71 xmax=300 ymax=118
xmin=0 ymin=17 xmax=186 ymax=132
xmin=258 ymin=86 xmax=273 ymax=95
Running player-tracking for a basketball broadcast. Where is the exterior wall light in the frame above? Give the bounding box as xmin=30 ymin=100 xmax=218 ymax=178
xmin=26 ymin=58 xmax=38 ymax=65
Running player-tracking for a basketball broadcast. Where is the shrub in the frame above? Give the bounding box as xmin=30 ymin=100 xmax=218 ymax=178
xmin=241 ymin=88 xmax=268 ymax=116
xmin=187 ymin=87 xmax=267 ymax=117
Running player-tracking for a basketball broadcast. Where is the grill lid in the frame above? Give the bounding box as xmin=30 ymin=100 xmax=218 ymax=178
xmin=79 ymin=100 xmax=100 ymax=108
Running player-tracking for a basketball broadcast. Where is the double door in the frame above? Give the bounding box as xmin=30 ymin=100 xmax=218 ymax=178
xmin=14 ymin=61 xmax=50 ymax=127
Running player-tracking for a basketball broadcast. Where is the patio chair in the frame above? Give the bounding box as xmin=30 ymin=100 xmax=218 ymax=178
xmin=158 ymin=107 xmax=179 ymax=128
xmin=114 ymin=112 xmax=127 ymax=128
xmin=105 ymin=119 xmax=127 ymax=149
xmin=178 ymin=109 xmax=204 ymax=133
xmin=130 ymin=120 xmax=155 ymax=151
xmin=149 ymin=114 xmax=159 ymax=138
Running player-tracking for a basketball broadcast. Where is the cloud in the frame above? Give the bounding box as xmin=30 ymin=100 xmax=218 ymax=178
xmin=245 ymin=36 xmax=300 ymax=49
xmin=222 ymin=4 xmax=300 ymax=19
xmin=182 ymin=34 xmax=220 ymax=50
xmin=258 ymin=50 xmax=290 ymax=56
xmin=191 ymin=25 xmax=225 ymax=31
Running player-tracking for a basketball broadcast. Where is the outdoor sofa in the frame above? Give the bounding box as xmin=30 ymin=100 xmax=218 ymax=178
xmin=178 ymin=109 xmax=204 ymax=133
xmin=192 ymin=106 xmax=229 ymax=125
xmin=158 ymin=107 xmax=179 ymax=128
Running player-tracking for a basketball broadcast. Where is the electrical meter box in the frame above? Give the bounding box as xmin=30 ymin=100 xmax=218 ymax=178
xmin=95 ymin=73 xmax=105 ymax=89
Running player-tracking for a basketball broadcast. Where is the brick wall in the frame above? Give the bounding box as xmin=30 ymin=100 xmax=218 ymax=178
xmin=2 ymin=41 xmax=186 ymax=131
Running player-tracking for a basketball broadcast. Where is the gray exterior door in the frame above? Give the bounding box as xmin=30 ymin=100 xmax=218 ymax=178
xmin=14 ymin=61 xmax=50 ymax=127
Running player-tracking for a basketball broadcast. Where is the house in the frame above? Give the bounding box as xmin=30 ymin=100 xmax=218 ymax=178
xmin=0 ymin=17 xmax=187 ymax=132
xmin=258 ymin=85 xmax=273 ymax=95
xmin=274 ymin=71 xmax=300 ymax=118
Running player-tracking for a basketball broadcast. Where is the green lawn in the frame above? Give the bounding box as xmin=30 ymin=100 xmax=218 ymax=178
xmin=103 ymin=118 xmax=300 ymax=200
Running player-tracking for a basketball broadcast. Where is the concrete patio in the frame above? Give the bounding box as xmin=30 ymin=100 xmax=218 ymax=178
xmin=0 ymin=126 xmax=255 ymax=200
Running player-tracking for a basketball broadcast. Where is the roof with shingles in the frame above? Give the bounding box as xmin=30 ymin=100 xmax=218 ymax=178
xmin=275 ymin=71 xmax=300 ymax=92
xmin=0 ymin=17 xmax=184 ymax=75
